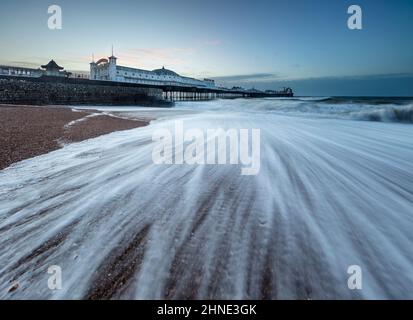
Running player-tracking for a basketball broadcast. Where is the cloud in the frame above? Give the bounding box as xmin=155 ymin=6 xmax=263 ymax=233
xmin=4 ymin=61 xmax=42 ymax=68
xmin=119 ymin=47 xmax=196 ymax=70
xmin=232 ymin=73 xmax=413 ymax=96
xmin=211 ymin=72 xmax=413 ymax=96
xmin=213 ymin=73 xmax=281 ymax=82
xmin=291 ymin=73 xmax=413 ymax=82
xmin=0 ymin=47 xmax=199 ymax=74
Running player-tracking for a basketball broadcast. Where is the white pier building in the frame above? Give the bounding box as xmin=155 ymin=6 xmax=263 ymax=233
xmin=90 ymin=53 xmax=215 ymax=88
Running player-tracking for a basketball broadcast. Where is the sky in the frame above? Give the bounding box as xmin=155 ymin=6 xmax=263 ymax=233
xmin=0 ymin=0 xmax=412 ymax=96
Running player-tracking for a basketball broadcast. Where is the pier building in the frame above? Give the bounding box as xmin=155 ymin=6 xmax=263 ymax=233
xmin=90 ymin=53 xmax=215 ymax=89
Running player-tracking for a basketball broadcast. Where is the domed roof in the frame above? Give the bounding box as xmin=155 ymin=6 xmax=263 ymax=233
xmin=96 ymin=58 xmax=109 ymax=65
xmin=152 ymin=66 xmax=179 ymax=77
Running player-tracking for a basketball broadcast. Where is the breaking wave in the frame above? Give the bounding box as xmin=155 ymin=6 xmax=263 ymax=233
xmin=0 ymin=97 xmax=413 ymax=299
xmin=320 ymin=96 xmax=413 ymax=105
xmin=176 ymin=98 xmax=413 ymax=124
xmin=349 ymin=104 xmax=413 ymax=123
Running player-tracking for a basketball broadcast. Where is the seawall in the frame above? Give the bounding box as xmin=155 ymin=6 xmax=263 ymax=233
xmin=0 ymin=75 xmax=165 ymax=106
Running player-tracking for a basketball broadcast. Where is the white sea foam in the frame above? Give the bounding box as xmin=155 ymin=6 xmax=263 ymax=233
xmin=0 ymin=99 xmax=412 ymax=299
xmin=64 ymin=113 xmax=101 ymax=129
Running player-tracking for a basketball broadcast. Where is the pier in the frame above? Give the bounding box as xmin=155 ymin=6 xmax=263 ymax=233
xmin=161 ymin=87 xmax=245 ymax=101
xmin=161 ymin=85 xmax=293 ymax=101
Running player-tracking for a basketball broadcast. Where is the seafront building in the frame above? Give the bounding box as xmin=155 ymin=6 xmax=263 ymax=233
xmin=0 ymin=60 xmax=71 ymax=78
xmin=0 ymin=55 xmax=217 ymax=89
xmin=90 ymin=53 xmax=215 ymax=88
xmin=0 ymin=65 xmax=42 ymax=77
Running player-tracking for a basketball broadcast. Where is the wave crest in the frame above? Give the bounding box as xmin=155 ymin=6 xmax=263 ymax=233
xmin=350 ymin=104 xmax=413 ymax=123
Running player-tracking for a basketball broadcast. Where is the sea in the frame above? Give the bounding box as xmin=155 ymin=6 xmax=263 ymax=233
xmin=0 ymin=97 xmax=412 ymax=299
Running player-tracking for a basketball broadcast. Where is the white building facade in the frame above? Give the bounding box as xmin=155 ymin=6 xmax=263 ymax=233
xmin=90 ymin=55 xmax=215 ymax=88
xmin=0 ymin=60 xmax=70 ymax=78
xmin=0 ymin=65 xmax=43 ymax=77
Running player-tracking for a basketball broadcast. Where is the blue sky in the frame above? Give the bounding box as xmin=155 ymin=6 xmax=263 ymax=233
xmin=0 ymin=0 xmax=412 ymax=95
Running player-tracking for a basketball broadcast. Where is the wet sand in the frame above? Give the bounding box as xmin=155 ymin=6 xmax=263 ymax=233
xmin=0 ymin=105 xmax=149 ymax=170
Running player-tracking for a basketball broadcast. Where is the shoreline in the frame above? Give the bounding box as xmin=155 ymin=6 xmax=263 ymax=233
xmin=0 ymin=99 xmax=413 ymax=299
xmin=0 ymin=104 xmax=150 ymax=170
